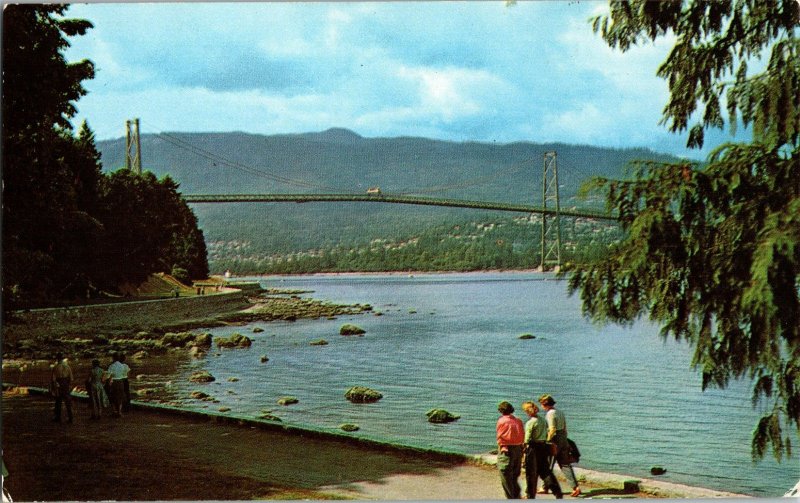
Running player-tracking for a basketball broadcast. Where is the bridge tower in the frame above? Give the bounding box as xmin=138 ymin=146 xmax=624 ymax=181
xmin=540 ymin=151 xmax=561 ymax=271
xmin=125 ymin=118 xmax=143 ymax=174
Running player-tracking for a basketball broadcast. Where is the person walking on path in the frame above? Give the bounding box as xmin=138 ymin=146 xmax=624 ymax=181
xmin=107 ymin=353 xmax=130 ymax=417
xmin=118 ymin=353 xmax=131 ymax=412
xmin=522 ymin=401 xmax=563 ymax=499
xmin=539 ymin=394 xmax=581 ymax=497
xmin=496 ymin=400 xmax=525 ymax=499
xmin=87 ymin=359 xmax=110 ymax=419
xmin=51 ymin=353 xmax=73 ymax=423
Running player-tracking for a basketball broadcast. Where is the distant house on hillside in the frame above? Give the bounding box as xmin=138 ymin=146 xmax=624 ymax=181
xmin=367 ymin=187 xmax=382 ymax=195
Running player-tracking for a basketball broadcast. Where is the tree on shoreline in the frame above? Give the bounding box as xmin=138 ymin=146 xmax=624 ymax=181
xmin=2 ymin=5 xmax=98 ymax=304
xmin=2 ymin=5 xmax=209 ymax=308
xmin=95 ymin=170 xmax=209 ymax=289
xmin=568 ymin=0 xmax=799 ymax=461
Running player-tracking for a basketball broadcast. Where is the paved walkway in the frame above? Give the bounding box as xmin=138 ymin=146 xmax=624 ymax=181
xmin=2 ymin=389 xmax=745 ymax=500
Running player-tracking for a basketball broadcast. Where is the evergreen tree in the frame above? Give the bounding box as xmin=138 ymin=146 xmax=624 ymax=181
xmin=2 ymin=5 xmax=97 ymax=304
xmin=569 ymin=0 xmax=799 ymax=460
xmin=95 ymin=171 xmax=209 ymax=290
xmin=3 ymin=5 xmax=209 ymax=304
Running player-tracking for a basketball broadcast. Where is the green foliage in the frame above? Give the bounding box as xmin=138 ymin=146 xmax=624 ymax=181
xmin=209 ymin=213 xmax=621 ymax=274
xmin=2 ymin=5 xmax=99 ymax=304
xmin=93 ymin=170 xmax=209 ymax=290
xmin=573 ymin=0 xmax=800 ymax=461
xmin=171 ymin=267 xmax=190 ymax=285
xmin=1 ymin=6 xmax=208 ymax=307
xmin=593 ymin=0 xmax=799 ymax=149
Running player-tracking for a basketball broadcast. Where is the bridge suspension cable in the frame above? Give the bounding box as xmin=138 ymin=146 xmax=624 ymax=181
xmin=141 ymin=120 xmax=540 ymax=197
xmin=141 ymin=120 xmax=345 ymax=192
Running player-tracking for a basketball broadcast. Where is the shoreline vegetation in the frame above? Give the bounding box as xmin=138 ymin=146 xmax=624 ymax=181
xmin=1 ymin=278 xmax=748 ymax=499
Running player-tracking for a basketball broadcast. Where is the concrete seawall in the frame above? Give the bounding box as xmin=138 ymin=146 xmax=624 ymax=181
xmin=3 ymin=291 xmax=250 ymax=341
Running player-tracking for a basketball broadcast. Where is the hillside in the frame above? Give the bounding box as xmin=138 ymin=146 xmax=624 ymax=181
xmin=96 ymin=129 xmax=676 ymax=271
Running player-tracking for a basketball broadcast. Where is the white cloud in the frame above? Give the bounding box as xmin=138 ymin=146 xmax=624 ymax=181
xmin=61 ymin=2 xmax=701 ymax=157
xmin=395 ymin=65 xmax=511 ymax=122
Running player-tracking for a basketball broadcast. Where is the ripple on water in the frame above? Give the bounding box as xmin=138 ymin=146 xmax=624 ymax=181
xmin=163 ymin=274 xmax=796 ymax=497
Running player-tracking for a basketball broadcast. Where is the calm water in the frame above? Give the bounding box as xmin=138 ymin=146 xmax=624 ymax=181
xmin=168 ymin=272 xmax=796 ymax=496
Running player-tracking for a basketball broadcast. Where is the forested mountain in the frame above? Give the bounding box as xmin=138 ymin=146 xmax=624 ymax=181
xmin=96 ymin=129 xmax=677 ymax=272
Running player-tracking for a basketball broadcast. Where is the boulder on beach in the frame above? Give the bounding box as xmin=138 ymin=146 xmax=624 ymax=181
xmin=277 ymin=396 xmax=299 ymax=406
xmin=193 ymin=333 xmax=213 ymax=347
xmin=189 ymin=370 xmax=215 ymax=383
xmin=340 ymin=423 xmax=360 ymax=432
xmin=215 ymin=333 xmax=252 ymax=348
xmin=345 ymin=386 xmax=383 ymax=403
xmin=518 ymin=333 xmax=536 ymax=340
xmin=161 ymin=331 xmax=197 ymax=348
xmin=188 ymin=346 xmax=206 ymax=358
xmin=190 ymin=391 xmax=213 ymax=400
xmin=426 ymin=409 xmax=460 ymax=423
xmin=339 ymin=324 xmax=366 ymax=336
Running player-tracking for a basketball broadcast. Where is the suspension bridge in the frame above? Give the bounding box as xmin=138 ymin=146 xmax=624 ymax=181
xmin=181 ymin=193 xmax=613 ymax=220
xmin=124 ymin=119 xmax=618 ymax=270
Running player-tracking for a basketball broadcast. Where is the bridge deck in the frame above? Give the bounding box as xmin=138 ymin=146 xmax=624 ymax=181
xmin=182 ymin=193 xmax=616 ymax=221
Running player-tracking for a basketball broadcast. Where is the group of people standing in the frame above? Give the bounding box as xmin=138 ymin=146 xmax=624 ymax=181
xmin=51 ymin=352 xmax=131 ymax=422
xmin=496 ymin=394 xmax=581 ymax=499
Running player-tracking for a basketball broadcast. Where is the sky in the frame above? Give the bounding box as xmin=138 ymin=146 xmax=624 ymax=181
xmin=63 ymin=1 xmax=736 ymax=159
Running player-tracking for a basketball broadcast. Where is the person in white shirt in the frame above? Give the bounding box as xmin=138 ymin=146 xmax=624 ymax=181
xmin=539 ymin=394 xmax=581 ymax=497
xmin=107 ymin=353 xmax=131 ymax=417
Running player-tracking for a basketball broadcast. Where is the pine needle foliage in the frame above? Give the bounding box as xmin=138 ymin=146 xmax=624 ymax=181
xmin=570 ymin=0 xmax=799 ymax=462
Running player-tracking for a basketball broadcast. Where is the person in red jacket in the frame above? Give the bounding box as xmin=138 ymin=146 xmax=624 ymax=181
xmin=496 ymin=400 xmax=525 ymax=498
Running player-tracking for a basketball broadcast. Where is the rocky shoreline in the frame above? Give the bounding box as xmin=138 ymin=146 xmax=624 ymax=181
xmin=0 ymin=285 xmax=760 ymax=499
xmin=1 ymin=288 xmax=372 ymax=362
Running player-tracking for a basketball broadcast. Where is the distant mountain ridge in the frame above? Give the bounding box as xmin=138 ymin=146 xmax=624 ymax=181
xmin=95 ymin=129 xmax=677 ymax=261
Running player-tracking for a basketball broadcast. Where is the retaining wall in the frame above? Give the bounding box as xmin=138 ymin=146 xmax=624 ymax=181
xmin=3 ymin=291 xmax=250 ymax=340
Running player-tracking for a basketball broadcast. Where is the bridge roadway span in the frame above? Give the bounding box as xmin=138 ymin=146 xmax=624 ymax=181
xmin=183 ymin=193 xmax=617 ymax=221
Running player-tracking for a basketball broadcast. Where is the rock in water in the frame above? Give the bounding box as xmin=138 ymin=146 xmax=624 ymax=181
xmin=188 ymin=371 xmax=215 ymax=383
xmin=340 ymin=423 xmax=360 ymax=432
xmin=215 ymin=333 xmax=253 ymax=348
xmin=650 ymin=466 xmax=667 ymax=476
xmin=277 ymin=396 xmax=299 ymax=406
xmin=426 ymin=409 xmax=460 ymax=423
xmin=339 ymin=324 xmax=366 ymax=336
xmin=344 ymin=386 xmax=383 ymax=403
xmin=518 ymin=333 xmax=536 ymax=340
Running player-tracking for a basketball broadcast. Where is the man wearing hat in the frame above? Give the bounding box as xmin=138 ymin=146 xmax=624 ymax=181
xmin=539 ymin=394 xmax=581 ymax=497
xmin=496 ymin=400 xmax=525 ymax=498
